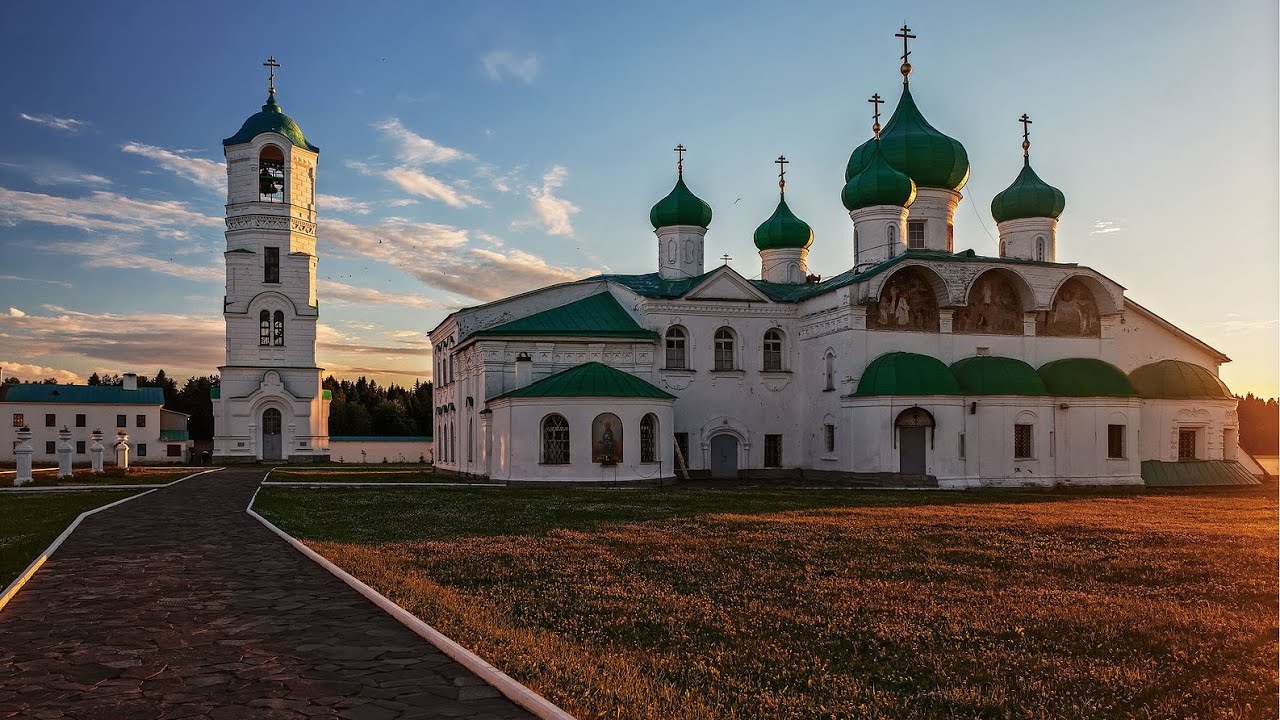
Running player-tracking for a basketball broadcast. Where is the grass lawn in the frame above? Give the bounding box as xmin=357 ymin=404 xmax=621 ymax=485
xmin=254 ymin=485 xmax=1279 ymax=720
xmin=24 ymin=467 xmax=196 ymax=487
xmin=266 ymin=468 xmax=472 ymax=484
xmin=0 ymin=490 xmax=142 ymax=586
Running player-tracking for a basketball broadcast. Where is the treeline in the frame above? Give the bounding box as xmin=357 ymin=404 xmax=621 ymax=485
xmin=86 ymin=371 xmax=220 ymax=440
xmin=324 ymin=376 xmax=433 ymax=437
xmin=1238 ymin=394 xmax=1278 ymax=455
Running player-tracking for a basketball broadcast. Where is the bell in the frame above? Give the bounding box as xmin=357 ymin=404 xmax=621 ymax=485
xmin=259 ymin=171 xmax=280 ymax=196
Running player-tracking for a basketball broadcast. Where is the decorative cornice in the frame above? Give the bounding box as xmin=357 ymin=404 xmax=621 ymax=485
xmin=226 ymin=214 xmax=316 ymax=236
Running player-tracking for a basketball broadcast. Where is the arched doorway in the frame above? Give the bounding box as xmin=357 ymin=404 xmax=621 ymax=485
xmin=262 ymin=408 xmax=283 ymax=461
xmin=895 ymin=407 xmax=934 ymax=475
xmin=709 ymin=434 xmax=739 ymax=479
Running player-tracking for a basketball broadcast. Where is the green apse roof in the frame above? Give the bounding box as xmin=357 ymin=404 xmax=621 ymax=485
xmin=753 ymin=196 xmax=814 ymax=251
xmin=990 ymin=158 xmax=1066 ymax=223
xmin=853 ymin=352 xmax=962 ymax=397
xmin=1037 ymin=358 xmax=1134 ymax=397
xmin=473 ymin=292 xmax=658 ymax=340
xmin=845 ymin=86 xmax=969 ymax=191
xmin=1129 ymin=360 xmax=1233 ymax=400
xmin=842 ymin=139 xmax=917 ymax=211
xmin=491 ymin=362 xmax=676 ymax=401
xmin=950 ymin=356 xmax=1049 ymax=396
xmin=650 ymin=173 xmax=713 ymax=229
xmin=223 ymin=91 xmax=319 ymax=152
xmin=0 ymin=384 xmax=164 ymax=405
xmin=1142 ymin=460 xmax=1260 ymax=487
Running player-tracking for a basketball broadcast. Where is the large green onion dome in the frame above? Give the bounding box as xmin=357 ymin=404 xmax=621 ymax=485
xmin=1129 ymin=360 xmax=1233 ymax=399
xmin=951 ymin=356 xmax=1048 ymax=395
xmin=753 ymin=196 xmax=813 ymax=251
xmin=842 ymin=139 xmax=917 ymax=211
xmin=223 ymin=91 xmax=318 ymax=151
xmin=845 ymin=86 xmax=969 ymax=191
xmin=990 ymin=158 xmax=1066 ymax=223
xmin=854 ymin=352 xmax=961 ymax=396
xmin=1038 ymin=358 xmax=1134 ymax=397
xmin=650 ymin=173 xmax=713 ymax=229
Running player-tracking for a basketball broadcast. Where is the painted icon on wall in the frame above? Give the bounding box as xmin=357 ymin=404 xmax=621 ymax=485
xmin=592 ymin=413 xmax=623 ymax=465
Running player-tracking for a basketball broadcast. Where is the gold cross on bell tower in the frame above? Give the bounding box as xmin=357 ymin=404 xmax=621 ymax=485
xmin=674 ymin=143 xmax=686 ymax=175
xmin=1019 ymin=113 xmax=1033 ymax=157
xmin=775 ymin=154 xmax=789 ymax=196
xmin=895 ymin=24 xmax=916 ymax=83
xmin=869 ymin=93 xmax=884 ymax=138
xmin=263 ymin=55 xmax=280 ymax=94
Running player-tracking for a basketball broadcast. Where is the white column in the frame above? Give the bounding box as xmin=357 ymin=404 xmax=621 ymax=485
xmin=14 ymin=427 xmax=33 ymax=487
xmin=89 ymin=429 xmax=105 ymax=474
xmin=115 ymin=430 xmax=130 ymax=469
xmin=56 ymin=426 xmax=73 ymax=479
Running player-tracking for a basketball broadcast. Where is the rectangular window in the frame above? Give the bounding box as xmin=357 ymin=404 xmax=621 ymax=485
xmin=762 ymin=335 xmax=783 ymax=372
xmin=907 ymin=220 xmax=926 ymax=249
xmin=12 ymin=413 xmax=24 ymax=428
xmin=45 ymin=413 xmax=56 ymax=427
xmin=137 ymin=443 xmax=147 ymax=457
xmin=764 ymin=434 xmax=783 ymax=468
xmin=116 ymin=414 xmax=127 ymax=428
xmin=136 ymin=414 xmax=147 ymax=428
xmin=823 ymin=424 xmax=836 ymax=454
xmin=76 ymin=441 xmax=86 ymax=454
xmin=1014 ymin=424 xmax=1034 ymax=459
xmin=1107 ymin=424 xmax=1126 ymax=459
xmin=75 ymin=413 xmax=86 ymax=428
xmin=1178 ymin=429 xmax=1197 ymax=461
xmin=45 ymin=441 xmax=56 ymax=454
xmin=167 ymin=444 xmax=182 ymax=458
xmin=714 ymin=335 xmax=734 ymax=371
xmin=264 ymin=246 xmax=280 ymax=283
xmin=665 ymin=333 xmax=687 ymax=370
xmin=959 ymin=433 xmax=966 ymax=459
xmin=674 ymin=432 xmax=690 ymax=469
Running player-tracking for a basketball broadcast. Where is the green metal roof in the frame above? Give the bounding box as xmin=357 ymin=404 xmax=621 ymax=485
xmin=0 ymin=384 xmax=164 ymax=405
xmin=1142 ymin=460 xmax=1260 ymax=487
xmin=853 ymin=352 xmax=962 ymax=397
xmin=845 ymin=85 xmax=970 ymax=191
xmin=330 ymin=435 xmax=433 ymax=442
xmin=474 ymin=292 xmax=658 ymax=340
xmin=491 ymin=362 xmax=675 ymax=401
xmin=991 ymin=158 xmax=1066 ymax=223
xmin=842 ymin=138 xmax=917 ymax=211
xmin=650 ymin=172 xmax=713 ymax=229
xmin=950 ymin=356 xmax=1048 ymax=396
xmin=223 ymin=91 xmax=319 ymax=151
xmin=753 ymin=196 xmax=814 ymax=251
xmin=1129 ymin=360 xmax=1232 ymax=400
xmin=1038 ymin=358 xmax=1134 ymax=397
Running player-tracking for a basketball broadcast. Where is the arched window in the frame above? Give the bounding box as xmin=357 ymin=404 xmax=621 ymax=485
xmin=999 ymin=239 xmax=1007 ymax=257
xmin=542 ymin=414 xmax=570 ymax=464
xmin=853 ymin=227 xmax=860 ymax=258
xmin=468 ymin=418 xmax=474 ymax=462
xmin=824 ymin=352 xmax=835 ymax=391
xmin=665 ymin=326 xmax=687 ymax=370
xmin=272 ymin=311 xmax=284 ymax=346
xmin=713 ymin=327 xmax=736 ymax=371
xmin=259 ymin=310 xmax=270 ymax=346
xmin=258 ymin=146 xmax=285 ymax=203
xmin=640 ymin=414 xmax=658 ymax=463
xmin=887 ymin=224 xmax=898 ymax=250
xmin=450 ymin=421 xmax=456 ymax=461
xmin=762 ymin=329 xmax=784 ymax=371
xmin=1035 ymin=235 xmax=1046 ymax=261
xmin=441 ymin=423 xmax=448 ymax=463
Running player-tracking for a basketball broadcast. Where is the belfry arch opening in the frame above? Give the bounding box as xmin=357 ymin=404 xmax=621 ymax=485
xmin=259 ymin=145 xmax=285 ymax=202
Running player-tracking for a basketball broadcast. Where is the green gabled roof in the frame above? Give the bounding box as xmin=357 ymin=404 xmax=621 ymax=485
xmin=1129 ymin=360 xmax=1233 ymax=400
xmin=1038 ymin=358 xmax=1134 ymax=397
xmin=845 ymin=85 xmax=969 ymax=191
xmin=950 ymin=356 xmax=1048 ymax=396
xmin=491 ymin=362 xmax=675 ymax=401
xmin=991 ymin=158 xmax=1066 ymax=223
xmin=753 ymin=196 xmax=814 ymax=250
xmin=1142 ymin=460 xmax=1260 ymax=487
xmin=650 ymin=173 xmax=713 ymax=229
xmin=223 ymin=92 xmax=319 ymax=152
xmin=0 ymin=384 xmax=164 ymax=405
xmin=159 ymin=429 xmax=189 ymax=441
xmin=853 ymin=352 xmax=961 ymax=396
xmin=473 ymin=292 xmax=658 ymax=340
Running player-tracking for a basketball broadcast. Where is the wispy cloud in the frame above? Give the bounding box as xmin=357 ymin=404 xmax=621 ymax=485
xmin=0 ymin=274 xmax=73 ymax=289
xmin=121 ymin=142 xmax=226 ymax=191
xmin=319 ymin=279 xmax=442 ymax=309
xmin=374 ymin=119 xmax=469 ymax=164
xmin=516 ymin=165 xmax=579 ymax=237
xmin=1089 ymin=220 xmax=1122 ymax=236
xmin=317 ymin=193 xmax=373 ymax=215
xmin=39 ymin=238 xmax=222 ymax=284
xmin=19 ymin=113 xmax=90 ymax=133
xmin=0 ymin=187 xmax=221 ymax=233
xmin=1205 ymin=316 xmax=1279 ymax=334
xmin=382 ymin=167 xmax=483 ymax=208
xmin=482 ymin=51 xmax=539 ymax=84
xmin=0 ymin=161 xmax=111 ymax=187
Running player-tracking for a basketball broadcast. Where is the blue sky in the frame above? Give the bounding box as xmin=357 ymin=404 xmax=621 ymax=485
xmin=0 ymin=0 xmax=1276 ymax=395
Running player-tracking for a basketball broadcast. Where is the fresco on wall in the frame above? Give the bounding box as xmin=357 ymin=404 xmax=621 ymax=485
xmin=953 ymin=272 xmax=1023 ymax=335
xmin=1037 ymin=277 xmax=1101 ymax=337
xmin=867 ymin=268 xmax=940 ymax=332
xmin=592 ymin=413 xmax=623 ymax=465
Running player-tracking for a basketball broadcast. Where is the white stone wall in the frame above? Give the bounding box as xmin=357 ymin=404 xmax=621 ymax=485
xmin=0 ymin=403 xmax=180 ymax=463
xmin=656 ymin=225 xmax=707 ymax=280
xmin=1139 ymin=398 xmax=1238 ymax=462
xmin=1115 ymin=302 xmax=1227 ymax=374
xmin=329 ymin=439 xmax=433 ymax=464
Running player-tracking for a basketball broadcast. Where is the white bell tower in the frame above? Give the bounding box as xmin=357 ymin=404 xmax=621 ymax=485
xmin=213 ymin=57 xmax=330 ymax=462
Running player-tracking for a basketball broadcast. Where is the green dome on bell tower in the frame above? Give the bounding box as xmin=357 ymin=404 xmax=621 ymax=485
xmin=990 ymin=114 xmax=1065 ymax=222
xmin=754 ymin=155 xmax=813 ymax=251
xmin=650 ymin=144 xmax=713 ymax=229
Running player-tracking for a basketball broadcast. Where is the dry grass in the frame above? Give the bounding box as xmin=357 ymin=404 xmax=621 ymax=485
xmin=258 ymin=486 xmax=1279 ymax=720
xmin=26 ymin=467 xmax=194 ymax=487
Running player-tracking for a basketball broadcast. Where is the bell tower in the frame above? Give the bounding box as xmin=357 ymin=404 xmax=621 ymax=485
xmin=213 ymin=57 xmax=330 ymax=463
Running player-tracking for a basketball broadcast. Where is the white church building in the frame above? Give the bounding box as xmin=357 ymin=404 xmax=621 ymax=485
xmin=426 ymin=35 xmax=1261 ymax=488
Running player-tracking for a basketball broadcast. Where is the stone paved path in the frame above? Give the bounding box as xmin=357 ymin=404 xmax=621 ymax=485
xmin=0 ymin=468 xmax=537 ymax=719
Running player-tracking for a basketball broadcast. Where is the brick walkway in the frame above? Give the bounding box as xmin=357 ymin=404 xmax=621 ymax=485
xmin=0 ymin=468 xmax=537 ymax=719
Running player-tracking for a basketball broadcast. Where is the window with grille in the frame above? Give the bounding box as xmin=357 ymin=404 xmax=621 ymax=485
xmin=908 ymin=220 xmax=926 ymax=249
xmin=167 ymin=444 xmax=182 ymax=457
xmin=665 ymin=326 xmax=687 ymax=369
xmin=136 ymin=414 xmax=146 ymax=428
xmin=713 ymin=327 xmax=735 ymax=370
xmin=1014 ymin=424 xmax=1034 ymax=459
xmin=116 ymin=414 xmax=127 ymax=428
xmin=1107 ymin=424 xmax=1126 ymax=459
xmin=137 ymin=443 xmax=147 ymax=457
xmin=1035 ymin=236 xmax=1047 ymax=261
xmin=542 ymin=414 xmax=570 ymax=464
xmin=45 ymin=413 xmax=56 ymax=427
xmin=1178 ymin=429 xmax=1197 ymax=461
xmin=764 ymin=434 xmax=782 ymax=468
xmin=11 ymin=414 xmax=23 ymax=428
xmin=824 ymin=353 xmax=835 ymax=391
xmin=76 ymin=441 xmax=86 ymax=454
xmin=75 ymin=414 xmax=86 ymax=427
xmin=823 ymin=424 xmax=835 ymax=454
xmin=260 ymin=311 xmax=271 ymax=346
xmin=640 ymin=414 xmax=658 ymax=463
xmin=762 ymin=330 xmax=783 ymax=371
xmin=273 ymin=311 xmax=285 ymax=346
xmin=264 ymin=246 xmax=280 ymax=283
xmin=45 ymin=441 xmax=55 ymax=454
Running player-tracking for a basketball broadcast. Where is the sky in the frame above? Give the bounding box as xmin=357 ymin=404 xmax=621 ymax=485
xmin=0 ymin=0 xmax=1276 ymax=396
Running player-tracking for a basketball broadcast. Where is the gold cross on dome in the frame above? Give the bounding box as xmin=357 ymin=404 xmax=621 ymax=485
xmin=674 ymin=143 xmax=686 ymax=174
xmin=775 ymin=154 xmax=788 ymax=195
xmin=263 ymin=55 xmax=280 ymax=94
xmin=896 ymin=24 xmax=916 ymax=81
xmin=1019 ymin=113 xmax=1033 ymax=156
xmin=869 ymin=93 xmax=884 ymax=138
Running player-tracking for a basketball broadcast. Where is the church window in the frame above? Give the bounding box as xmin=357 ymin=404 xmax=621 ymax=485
xmin=542 ymin=414 xmax=570 ymax=464
xmin=468 ymin=418 xmax=474 ymax=463
xmin=713 ymin=327 xmax=736 ymax=371
xmin=1178 ymin=429 xmax=1197 ymax=461
xmin=908 ymin=220 xmax=926 ymax=249
xmin=823 ymin=424 xmax=836 ymax=454
xmin=260 ymin=311 xmax=271 ymax=346
xmin=11 ymin=414 xmax=24 ymax=428
xmin=887 ymin=224 xmax=898 ymax=250
xmin=1014 ymin=424 xmax=1034 ymax=459
xmin=450 ymin=421 xmax=456 ymax=461
xmin=666 ymin=239 xmax=676 ymax=264
xmin=1035 ymin=236 xmax=1047 ymax=261
xmin=762 ymin=329 xmax=784 ymax=371
xmin=1107 ymin=424 xmax=1126 ymax=459
xmin=665 ymin=326 xmax=687 ymax=370
xmin=764 ymin=434 xmax=782 ymax=468
xmin=264 ymin=247 xmax=280 ymax=283
xmin=853 ymin=228 xmax=860 ymax=257
xmin=824 ymin=352 xmax=835 ymax=391
xmin=273 ymin=311 xmax=285 ymax=346
xmin=999 ymin=240 xmax=1007 ymax=257
xmin=258 ymin=146 xmax=285 ymax=202
xmin=640 ymin=414 xmax=658 ymax=463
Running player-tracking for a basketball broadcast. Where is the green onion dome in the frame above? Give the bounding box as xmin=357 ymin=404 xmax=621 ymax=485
xmin=753 ymin=196 xmax=813 ymax=251
xmin=951 ymin=356 xmax=1048 ymax=395
xmin=650 ymin=173 xmax=713 ymax=229
xmin=1129 ymin=360 xmax=1233 ymax=400
xmin=990 ymin=158 xmax=1065 ymax=223
xmin=841 ymin=139 xmax=917 ymax=211
xmin=223 ymin=91 xmax=319 ymax=152
xmin=854 ymin=352 xmax=961 ymax=396
xmin=1038 ymin=358 xmax=1134 ymax=397
xmin=845 ymin=86 xmax=969 ymax=192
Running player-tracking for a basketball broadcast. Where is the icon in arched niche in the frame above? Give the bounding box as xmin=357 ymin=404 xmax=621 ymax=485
xmin=592 ymin=413 xmax=623 ymax=465
xmin=954 ymin=272 xmax=1023 ymax=335
xmin=1037 ymin=277 xmax=1101 ymax=337
xmin=867 ymin=268 xmax=939 ymax=332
